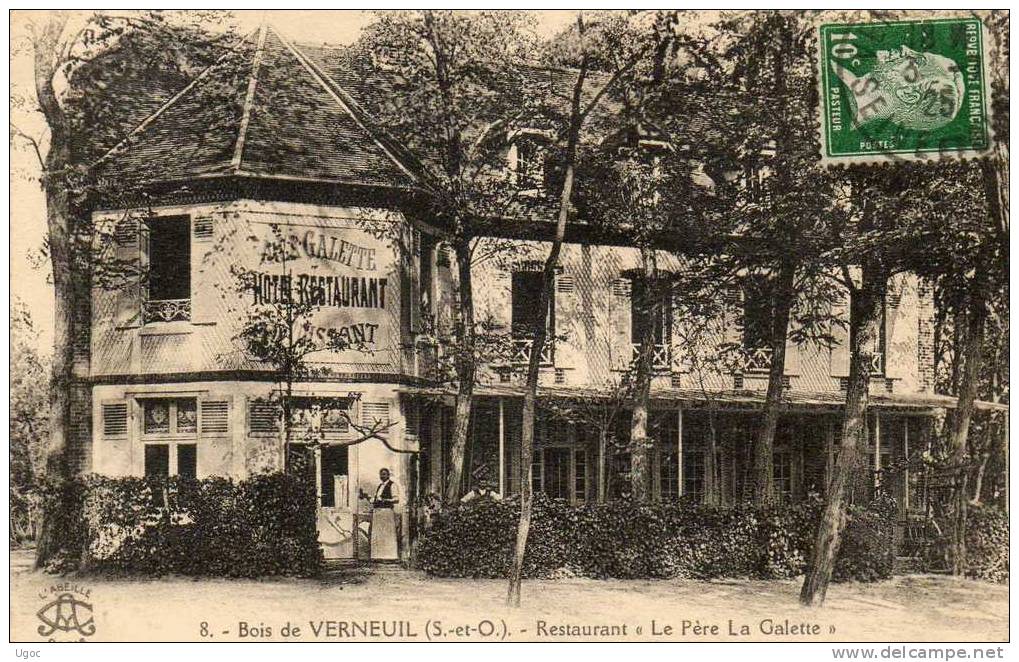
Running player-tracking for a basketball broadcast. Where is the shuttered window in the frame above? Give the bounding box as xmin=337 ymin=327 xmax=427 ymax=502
xmin=200 ymin=400 xmax=230 ymax=434
xmin=193 ymin=217 xmax=213 ymax=240
xmin=361 ymin=402 xmax=390 ymax=427
xmin=102 ymin=403 xmax=128 ymax=437
xmin=248 ymin=400 xmax=280 ymax=434
xmin=511 ymin=271 xmax=554 ymax=337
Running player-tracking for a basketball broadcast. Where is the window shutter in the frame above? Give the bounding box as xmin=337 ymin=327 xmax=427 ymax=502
xmin=102 ymin=402 xmax=128 ymax=437
xmin=784 ymin=304 xmax=802 ymax=377
xmin=193 ymin=216 xmax=214 ymax=241
xmin=362 ymin=402 xmax=390 ymax=427
xmin=829 ymin=286 xmax=851 ymax=378
xmin=885 ymin=274 xmax=918 ymax=387
xmin=437 ymin=243 xmax=452 ymax=268
xmin=410 ymin=230 xmax=422 ymax=333
xmin=671 ymin=291 xmax=687 ymax=373
xmin=610 ymin=277 xmax=632 ymax=371
xmin=725 ymin=285 xmax=744 ymax=352
xmin=506 ymin=143 xmax=519 ymax=180
xmin=200 ymin=400 xmax=230 ymax=434
xmin=554 ymin=272 xmax=578 ymax=372
xmin=487 ymin=270 xmax=512 ymax=332
xmin=248 ymin=400 xmax=279 ymax=434
xmin=402 ymin=400 xmax=420 ymax=443
xmin=114 ymin=218 xmax=142 ymax=326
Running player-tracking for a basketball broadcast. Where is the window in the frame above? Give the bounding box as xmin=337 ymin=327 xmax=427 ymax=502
xmin=574 ymin=450 xmax=588 ymax=503
xmin=530 ymin=454 xmax=543 ymax=495
xmin=511 ymin=271 xmax=553 ymax=336
xmin=142 ymin=398 xmax=197 ymax=437
xmin=773 ymin=450 xmax=793 ymax=503
xmin=144 ymin=445 xmax=169 ymax=477
xmin=531 ymin=447 xmax=586 ymax=503
xmin=511 ymin=270 xmax=554 ymax=364
xmin=742 ymin=275 xmax=775 ymax=372
xmin=631 ymin=277 xmax=672 ymax=368
xmin=544 ymin=448 xmax=571 ymax=501
xmin=659 ymin=447 xmax=680 ymax=501
xmin=177 ymin=444 xmax=197 ymax=479
xmin=419 ymin=234 xmax=436 ymax=322
xmin=849 ymin=293 xmax=887 ymax=375
xmin=683 ymin=448 xmax=704 ymax=502
xmin=514 ymin=136 xmax=548 ymax=190
xmin=609 ymin=451 xmax=632 ymax=501
xmin=144 ymin=216 xmax=191 ymax=323
xmin=140 ymin=398 xmax=200 ymax=478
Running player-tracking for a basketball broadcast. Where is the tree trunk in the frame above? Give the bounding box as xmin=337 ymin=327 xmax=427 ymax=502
xmin=704 ymin=406 xmax=720 ymax=506
xmin=597 ymin=428 xmax=607 ymax=503
xmin=630 ymin=246 xmax=658 ymax=503
xmin=33 ymin=13 xmax=75 ymax=569
xmin=948 ymin=286 xmax=987 ymax=575
xmin=752 ymin=261 xmax=796 ymax=504
xmin=444 ymin=238 xmax=477 ymax=504
xmin=508 ymin=96 xmax=581 ymax=605
xmin=508 ymin=158 xmax=575 ymax=605
xmin=800 ymin=265 xmax=885 ymax=606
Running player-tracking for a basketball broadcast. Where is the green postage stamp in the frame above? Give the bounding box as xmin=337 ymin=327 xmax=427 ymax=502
xmin=818 ymin=17 xmax=993 ymax=163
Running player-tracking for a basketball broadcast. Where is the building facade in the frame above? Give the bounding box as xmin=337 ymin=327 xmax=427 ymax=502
xmin=75 ymin=27 xmax=959 ymax=561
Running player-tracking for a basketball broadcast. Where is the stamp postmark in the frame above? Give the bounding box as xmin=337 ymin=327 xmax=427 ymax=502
xmin=818 ymin=17 xmax=993 ymax=164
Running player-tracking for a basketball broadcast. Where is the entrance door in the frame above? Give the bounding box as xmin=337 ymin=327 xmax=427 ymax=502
xmin=316 ymin=445 xmax=359 ymax=560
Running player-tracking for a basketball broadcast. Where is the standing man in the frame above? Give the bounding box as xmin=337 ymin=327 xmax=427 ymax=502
xmin=367 ymin=468 xmax=399 ymax=560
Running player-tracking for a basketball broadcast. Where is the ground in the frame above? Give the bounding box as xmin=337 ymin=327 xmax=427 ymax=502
xmin=10 ymin=550 xmax=1006 ymax=643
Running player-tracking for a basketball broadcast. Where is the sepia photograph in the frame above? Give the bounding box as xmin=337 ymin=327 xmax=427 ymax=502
xmin=7 ymin=7 xmax=1010 ymax=652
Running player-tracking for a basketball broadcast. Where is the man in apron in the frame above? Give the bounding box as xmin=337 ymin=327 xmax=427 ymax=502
xmin=369 ymin=468 xmax=399 ymax=560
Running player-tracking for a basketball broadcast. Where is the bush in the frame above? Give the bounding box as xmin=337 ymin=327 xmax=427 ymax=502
xmin=961 ymin=506 xmax=1008 ymax=583
xmin=418 ymin=493 xmax=893 ymax=582
xmin=42 ymin=472 xmax=320 ymax=577
xmin=832 ymin=494 xmax=897 ymax=582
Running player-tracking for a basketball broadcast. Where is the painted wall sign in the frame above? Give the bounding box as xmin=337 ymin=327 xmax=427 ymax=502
xmin=251 ymin=273 xmax=388 ymax=309
xmin=240 ymin=216 xmax=402 ymax=367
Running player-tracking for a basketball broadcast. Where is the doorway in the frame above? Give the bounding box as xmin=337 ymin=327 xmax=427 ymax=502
xmin=313 ymin=444 xmax=361 ymax=560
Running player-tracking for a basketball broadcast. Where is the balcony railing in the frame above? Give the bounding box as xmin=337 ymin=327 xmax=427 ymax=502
xmin=143 ymin=298 xmax=191 ymax=324
xmin=870 ymin=351 xmax=884 ymax=376
xmin=744 ymin=346 xmax=773 ymax=373
xmin=511 ymin=337 xmax=554 ymax=365
xmin=631 ymin=343 xmax=672 ymax=369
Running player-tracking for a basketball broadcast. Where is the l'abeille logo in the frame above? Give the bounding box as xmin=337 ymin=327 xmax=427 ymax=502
xmin=36 ymin=583 xmax=95 ymax=641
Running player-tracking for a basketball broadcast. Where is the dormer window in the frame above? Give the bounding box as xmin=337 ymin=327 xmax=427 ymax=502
xmin=509 ymin=130 xmax=552 ymax=192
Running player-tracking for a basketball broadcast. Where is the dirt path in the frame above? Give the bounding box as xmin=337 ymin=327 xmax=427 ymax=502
xmin=11 ymin=550 xmax=1006 ymax=642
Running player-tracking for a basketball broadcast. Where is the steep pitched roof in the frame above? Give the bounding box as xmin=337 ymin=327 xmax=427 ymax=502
xmin=100 ymin=26 xmax=418 ymax=189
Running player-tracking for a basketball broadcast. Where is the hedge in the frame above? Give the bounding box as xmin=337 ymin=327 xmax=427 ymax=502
xmin=418 ymin=493 xmax=896 ymax=582
xmin=956 ymin=506 xmax=1008 ymax=584
xmin=41 ymin=473 xmax=320 ymax=577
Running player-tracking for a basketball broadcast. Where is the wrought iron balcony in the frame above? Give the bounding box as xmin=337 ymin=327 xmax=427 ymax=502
xmin=870 ymin=351 xmax=884 ymax=376
xmin=511 ymin=337 xmax=554 ymax=365
xmin=143 ymin=298 xmax=191 ymax=324
xmin=631 ymin=343 xmax=672 ymax=369
xmin=744 ymin=346 xmax=773 ymax=373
